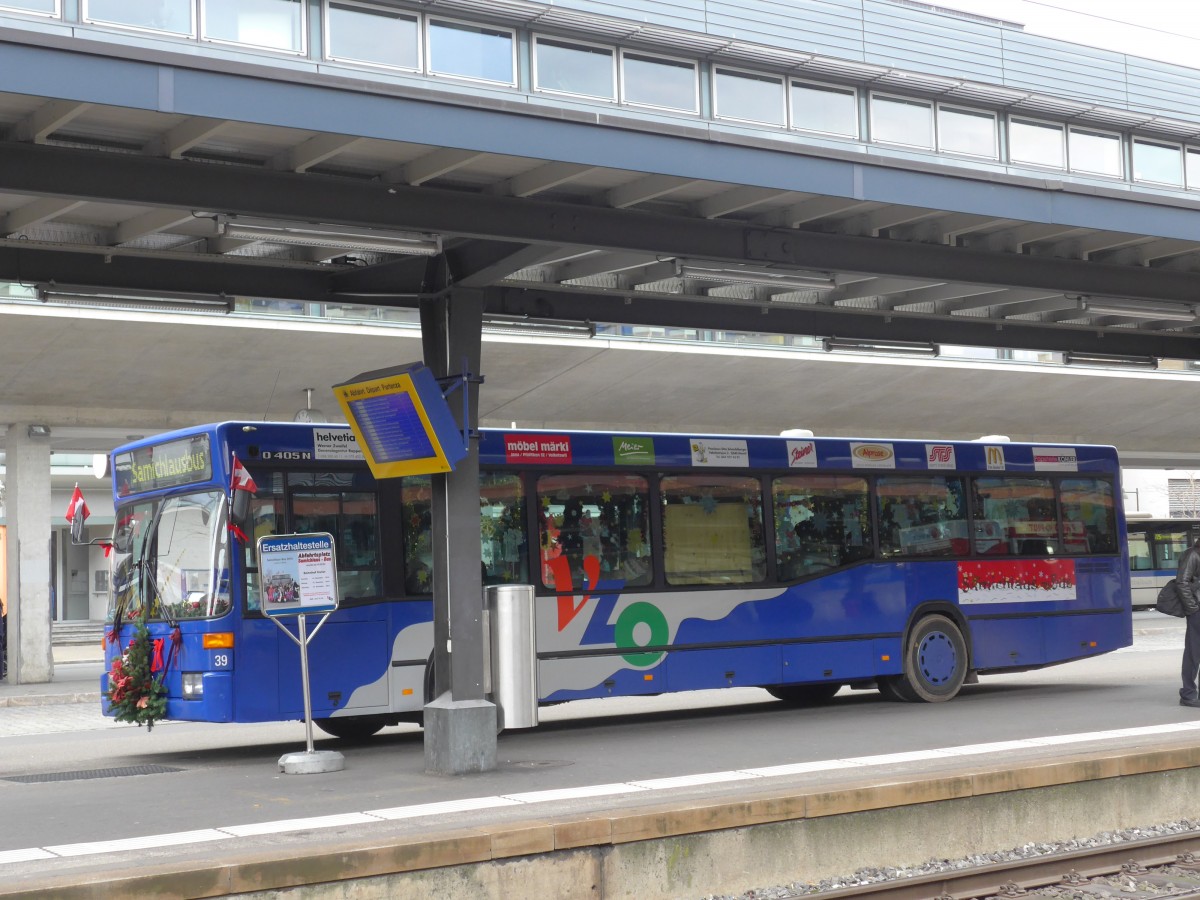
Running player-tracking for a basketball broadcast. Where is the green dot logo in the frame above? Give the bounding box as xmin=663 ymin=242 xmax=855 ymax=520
xmin=614 ymin=601 xmax=668 ymax=667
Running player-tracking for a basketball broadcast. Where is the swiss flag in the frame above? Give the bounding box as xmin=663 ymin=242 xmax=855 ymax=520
xmin=65 ymin=485 xmax=90 ymax=544
xmin=231 ymin=453 xmax=257 ymax=494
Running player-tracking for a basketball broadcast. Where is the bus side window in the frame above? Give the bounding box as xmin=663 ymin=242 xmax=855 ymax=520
xmin=1127 ymin=532 xmax=1152 ymax=570
xmin=1157 ymin=531 xmax=1191 ymax=569
xmin=660 ymin=474 xmax=765 ymax=585
xmin=481 ymin=472 xmax=527 ymax=586
xmin=244 ymin=470 xmax=283 ymax=612
xmin=973 ymin=476 xmax=1059 ymax=556
xmin=402 ymin=476 xmax=434 ymax=594
xmin=772 ymin=475 xmax=869 ymax=579
xmin=876 ymin=476 xmax=966 ymax=559
xmin=1059 ymin=477 xmax=1117 ymax=555
xmin=538 ymin=472 xmax=652 ymax=591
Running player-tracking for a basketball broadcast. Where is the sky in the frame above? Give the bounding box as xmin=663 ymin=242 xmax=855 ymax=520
xmin=929 ymin=0 xmax=1200 ymax=68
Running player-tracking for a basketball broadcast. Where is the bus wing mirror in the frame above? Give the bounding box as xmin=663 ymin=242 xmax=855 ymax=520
xmin=111 ymin=528 xmax=133 ymax=554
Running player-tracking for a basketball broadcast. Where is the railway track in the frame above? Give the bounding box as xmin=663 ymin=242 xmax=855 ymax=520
xmin=796 ymin=830 xmax=1200 ymax=899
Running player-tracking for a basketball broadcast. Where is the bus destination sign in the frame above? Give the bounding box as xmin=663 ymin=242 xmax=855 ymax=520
xmin=333 ymin=362 xmax=467 ymax=479
xmin=114 ymin=434 xmax=213 ymax=496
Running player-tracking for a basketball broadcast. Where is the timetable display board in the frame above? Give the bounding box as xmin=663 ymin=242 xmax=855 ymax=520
xmin=333 ymin=362 xmax=467 ymax=478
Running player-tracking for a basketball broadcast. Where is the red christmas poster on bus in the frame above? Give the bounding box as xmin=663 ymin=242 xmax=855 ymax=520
xmin=957 ymin=558 xmax=1076 ymax=605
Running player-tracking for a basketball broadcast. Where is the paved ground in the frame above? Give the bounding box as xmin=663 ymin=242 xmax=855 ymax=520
xmin=0 ymin=615 xmax=1194 ymax=899
xmin=0 ymin=612 xmax=1182 ymax=740
xmin=0 ymin=643 xmax=107 ymax=737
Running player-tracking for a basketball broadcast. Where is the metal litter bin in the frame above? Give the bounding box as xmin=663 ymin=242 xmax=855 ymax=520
xmin=485 ymin=584 xmax=538 ymax=729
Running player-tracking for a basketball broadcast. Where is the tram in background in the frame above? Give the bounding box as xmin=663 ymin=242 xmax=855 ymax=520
xmin=101 ymin=423 xmax=1132 ymax=738
xmin=1126 ymin=515 xmax=1200 ymax=609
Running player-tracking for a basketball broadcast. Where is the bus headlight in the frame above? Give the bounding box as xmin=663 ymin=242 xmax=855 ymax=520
xmin=182 ymin=673 xmax=204 ymax=699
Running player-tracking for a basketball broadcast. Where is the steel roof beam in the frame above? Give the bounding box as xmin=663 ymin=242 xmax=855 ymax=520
xmin=489 ymin=162 xmax=598 ymax=198
xmin=142 ymin=117 xmax=229 ymax=159
xmin=486 ymin=285 xmax=1200 ymax=358
xmin=692 ymin=187 xmax=795 ymax=219
xmin=9 ymin=99 xmax=89 ymax=143
xmin=4 ymin=141 xmax=1200 ymax=306
xmin=272 ymin=134 xmax=367 ymax=173
xmin=551 ymin=251 xmax=663 ymax=282
xmin=3 ymin=198 xmax=86 ymax=235
xmin=605 ymin=174 xmax=697 ymax=208
xmin=829 ymin=277 xmax=934 ymax=303
xmin=953 ymin=289 xmax=1060 ymax=312
xmin=884 ymin=283 xmax=1000 ymax=308
xmin=966 ymin=224 xmax=1085 ymax=253
xmin=449 ymin=241 xmax=565 ymax=288
xmin=112 ymin=209 xmax=199 ymax=245
xmin=0 ymin=242 xmax=336 ymax=301
xmin=386 ymin=148 xmax=483 ymax=186
xmin=756 ymin=197 xmax=873 ymax=227
xmin=1100 ymin=238 xmax=1200 ymax=266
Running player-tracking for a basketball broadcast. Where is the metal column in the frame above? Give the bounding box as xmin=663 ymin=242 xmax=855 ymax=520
xmin=420 ymin=283 xmax=497 ymax=774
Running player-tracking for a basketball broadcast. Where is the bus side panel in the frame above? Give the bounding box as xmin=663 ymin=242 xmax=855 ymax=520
xmin=234 ymin=618 xmax=286 ymax=721
xmin=1042 ymin=612 xmax=1131 ymax=660
xmin=666 ymin=646 xmax=782 ymax=691
xmin=778 ymin=640 xmax=880 ymax=684
xmin=968 ymin=617 xmax=1047 ymax=670
xmin=536 ymin=566 xmax=913 ymax=702
xmin=538 ymin=657 xmax=666 ymax=701
xmin=275 ymin=609 xmax=390 ymax=718
xmin=668 ymin=567 xmax=911 ymax=647
xmin=275 ymin=602 xmax=434 ymax=720
xmin=279 ymin=619 xmax=390 ymax=717
xmin=1130 ymin=572 xmax=1170 ymax=609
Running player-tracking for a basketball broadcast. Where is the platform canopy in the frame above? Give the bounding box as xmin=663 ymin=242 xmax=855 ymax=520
xmin=1 ymin=3 xmax=1200 ymax=456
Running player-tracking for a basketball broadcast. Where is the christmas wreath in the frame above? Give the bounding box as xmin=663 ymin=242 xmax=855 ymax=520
xmin=105 ymin=619 xmax=168 ymax=730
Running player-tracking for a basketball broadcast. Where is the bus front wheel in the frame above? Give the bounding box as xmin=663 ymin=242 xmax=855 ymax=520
xmin=879 ymin=614 xmax=967 ymax=703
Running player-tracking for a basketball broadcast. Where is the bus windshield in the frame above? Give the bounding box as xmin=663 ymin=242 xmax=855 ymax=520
xmin=108 ymin=490 xmax=232 ymax=622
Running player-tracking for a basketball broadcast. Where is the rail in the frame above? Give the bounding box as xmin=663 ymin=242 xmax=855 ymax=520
xmin=797 ymin=830 xmax=1200 ymax=899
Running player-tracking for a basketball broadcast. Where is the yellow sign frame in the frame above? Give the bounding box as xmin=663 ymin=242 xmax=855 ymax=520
xmin=333 ymin=366 xmax=462 ymax=479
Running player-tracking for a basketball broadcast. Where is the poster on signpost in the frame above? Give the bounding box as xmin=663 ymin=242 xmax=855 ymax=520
xmin=256 ymin=533 xmax=339 ymax=617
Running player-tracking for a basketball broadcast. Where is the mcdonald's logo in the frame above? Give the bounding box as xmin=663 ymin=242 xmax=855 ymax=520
xmin=985 ymin=446 xmax=1005 ymax=470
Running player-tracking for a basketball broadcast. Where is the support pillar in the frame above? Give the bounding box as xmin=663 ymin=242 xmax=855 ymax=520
xmin=4 ymin=423 xmax=54 ymax=683
xmin=420 ymin=285 xmax=496 ymax=774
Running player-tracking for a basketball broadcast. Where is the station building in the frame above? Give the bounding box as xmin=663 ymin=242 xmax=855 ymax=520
xmin=3 ymin=0 xmax=1200 ymax=673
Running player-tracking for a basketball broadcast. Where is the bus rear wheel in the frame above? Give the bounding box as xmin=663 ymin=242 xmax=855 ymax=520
xmin=767 ymin=683 xmax=842 ymax=705
xmin=314 ymin=716 xmax=387 ymax=740
xmin=879 ymin=614 xmax=967 ymax=703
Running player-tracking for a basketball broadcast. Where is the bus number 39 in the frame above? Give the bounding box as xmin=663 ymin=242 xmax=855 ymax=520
xmin=213 ymin=654 xmax=231 ymax=669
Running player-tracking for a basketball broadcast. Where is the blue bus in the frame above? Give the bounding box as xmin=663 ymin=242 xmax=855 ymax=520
xmin=1126 ymin=516 xmax=1200 ymax=610
xmin=102 ymin=423 xmax=1131 ymax=737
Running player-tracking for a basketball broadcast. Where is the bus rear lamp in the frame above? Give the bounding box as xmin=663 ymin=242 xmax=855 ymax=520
xmin=182 ymin=673 xmax=203 ymax=699
xmin=203 ymin=633 xmax=234 ymax=649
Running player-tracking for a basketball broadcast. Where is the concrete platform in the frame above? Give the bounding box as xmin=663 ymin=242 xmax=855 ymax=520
xmin=0 ymin=614 xmax=1190 ymax=898
xmin=2 ymin=723 xmax=1198 ymax=899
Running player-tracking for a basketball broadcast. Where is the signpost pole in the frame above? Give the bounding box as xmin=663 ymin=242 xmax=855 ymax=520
xmin=297 ymin=613 xmax=314 ymax=754
xmin=256 ymin=531 xmax=345 ymax=775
